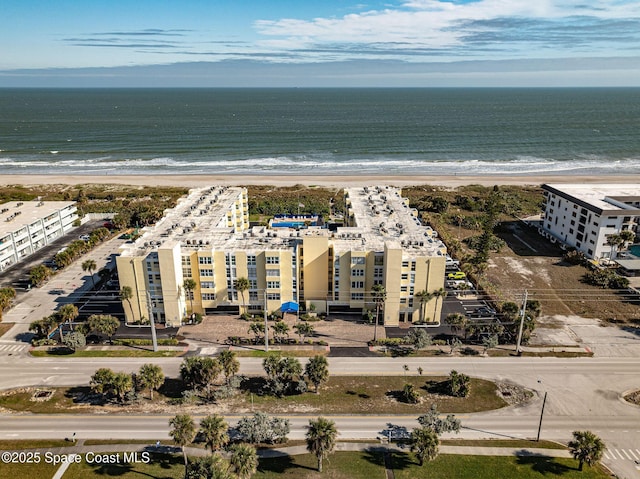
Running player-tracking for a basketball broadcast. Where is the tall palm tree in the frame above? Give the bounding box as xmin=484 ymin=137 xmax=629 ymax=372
xmin=169 ymin=414 xmax=197 ymax=479
xmin=119 ymin=286 xmax=134 ymax=321
xmin=605 ymin=233 xmax=623 ymax=259
xmin=58 ymin=304 xmax=79 ymax=331
xmin=138 ymin=363 xmax=165 ymax=400
xmin=229 ymin=443 xmax=259 ymax=479
xmin=82 ymin=259 xmax=97 ymax=288
xmin=218 ymin=350 xmax=240 ymax=386
xmin=432 ymin=287 xmax=446 ymax=324
xmin=568 ymin=430 xmax=605 ymax=471
xmin=234 ymin=277 xmax=250 ymax=315
xmin=183 ymin=279 xmax=197 ymax=314
xmin=199 ymin=414 xmax=229 ymax=453
xmin=372 ymin=284 xmax=386 ymax=342
xmin=410 ymin=426 xmax=440 ymax=466
xmin=306 ymin=417 xmax=338 ymax=472
xmin=415 ymin=290 xmax=433 ymax=323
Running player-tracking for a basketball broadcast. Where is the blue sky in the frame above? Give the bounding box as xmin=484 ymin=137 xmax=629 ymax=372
xmin=2 ymin=0 xmax=640 ymax=86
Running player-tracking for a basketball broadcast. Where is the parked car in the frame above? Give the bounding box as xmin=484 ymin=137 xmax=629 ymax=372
xmin=79 ymin=234 xmax=91 ymax=241
xmin=445 ymin=255 xmax=460 ymax=269
xmin=446 ymin=279 xmax=473 ymax=290
xmin=447 ymin=271 xmax=467 ymax=280
xmin=468 ymin=306 xmax=497 ymax=318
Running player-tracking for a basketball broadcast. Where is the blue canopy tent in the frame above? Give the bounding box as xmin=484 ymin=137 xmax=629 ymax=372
xmin=280 ymin=301 xmax=299 ymax=313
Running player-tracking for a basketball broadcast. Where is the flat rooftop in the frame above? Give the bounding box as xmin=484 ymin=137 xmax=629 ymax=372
xmin=543 ymin=184 xmax=640 ymax=215
xmin=120 ymin=186 xmax=446 ymax=258
xmin=0 ymin=200 xmax=76 ymax=238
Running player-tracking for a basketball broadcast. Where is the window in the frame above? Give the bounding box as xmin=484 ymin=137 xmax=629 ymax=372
xmin=247 ymin=255 xmax=256 ymax=265
xmin=249 ymin=291 xmax=258 ymax=300
xmin=351 ymin=292 xmax=364 ymax=300
xmin=401 ymin=286 xmax=408 ymax=292
xmin=374 ymin=267 xmax=383 ymax=278
xmin=374 ymin=256 xmax=384 ymax=265
xmin=200 ymin=281 xmax=214 ymax=289
xmin=200 ymin=269 xmax=214 ymax=277
xmin=267 ymin=281 xmax=280 ymax=289
xmin=266 ymin=269 xmax=280 ymax=277
xmin=198 ymin=256 xmax=212 ymax=264
xmin=249 ymin=279 xmax=257 ymax=289
xmin=351 ymin=281 xmax=364 ymax=289
xmin=266 ymin=256 xmax=280 ymax=264
xmin=182 ymin=267 xmax=193 ymax=278
xmin=201 ymin=293 xmax=216 ymax=301
xmin=351 ymin=256 xmax=365 ymax=265
xmin=410 ymin=262 xmax=416 ymax=271
xmin=352 ymin=269 xmax=364 ymax=276
xmin=402 ymin=261 xmax=409 ymax=268
xmin=401 ymin=273 xmax=408 ymax=280
xmin=267 ymin=293 xmax=281 ymax=300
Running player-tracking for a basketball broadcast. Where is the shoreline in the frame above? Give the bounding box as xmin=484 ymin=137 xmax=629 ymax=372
xmin=2 ymin=174 xmax=639 ymax=188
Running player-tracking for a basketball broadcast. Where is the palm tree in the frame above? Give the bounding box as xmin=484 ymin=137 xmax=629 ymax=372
xmin=415 ymin=290 xmax=433 ymax=323
xmin=619 ymin=229 xmax=636 ymax=251
xmin=445 ymin=313 xmax=468 ymax=338
xmin=306 ymin=417 xmax=338 ymax=472
xmin=87 ymin=314 xmax=120 ymax=344
xmin=138 ymin=363 xmax=165 ymax=400
xmin=82 ymin=259 xmax=97 ymax=288
xmin=234 ymin=277 xmax=250 ymax=315
xmin=58 ymin=304 xmax=79 ymax=331
xmin=605 ymin=233 xmax=623 ymax=259
xmin=410 ymin=426 xmax=440 ymax=466
xmin=183 ymin=279 xmax=197 ymax=314
xmin=305 ymin=355 xmax=329 ymax=394
xmin=111 ymin=372 xmax=133 ymax=402
xmin=271 ymin=320 xmax=290 ymax=344
xmin=119 ymin=286 xmax=134 ymax=320
xmin=169 ymin=413 xmax=197 ymax=479
xmin=218 ymin=350 xmax=240 ymax=386
xmin=372 ymin=284 xmax=387 ymax=342
xmin=229 ymin=443 xmax=259 ymax=479
xmin=568 ymin=430 xmax=605 ymax=471
xmin=432 ymin=287 xmax=446 ymax=324
xmin=199 ymin=414 xmax=229 ymax=453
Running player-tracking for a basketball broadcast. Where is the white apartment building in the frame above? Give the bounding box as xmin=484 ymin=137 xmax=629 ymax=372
xmin=0 ymin=200 xmax=78 ymax=271
xmin=116 ymin=185 xmax=447 ymax=328
xmin=540 ymin=184 xmax=640 ymax=260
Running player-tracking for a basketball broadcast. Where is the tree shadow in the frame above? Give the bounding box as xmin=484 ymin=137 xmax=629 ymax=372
xmin=65 ymin=386 xmax=107 ymax=405
xmin=157 ymin=378 xmax=185 ymax=399
xmin=380 ymin=423 xmax=411 ymax=441
xmin=390 ymin=450 xmax=416 ymax=469
xmin=422 ymin=379 xmax=450 ymax=395
xmin=516 ymin=452 xmax=578 ymax=475
xmin=239 ymin=376 xmax=269 ymax=395
xmin=257 ymin=454 xmax=315 ymax=474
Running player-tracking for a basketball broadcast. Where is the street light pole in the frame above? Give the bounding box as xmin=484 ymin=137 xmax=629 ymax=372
xmin=515 ymin=289 xmax=528 ymax=355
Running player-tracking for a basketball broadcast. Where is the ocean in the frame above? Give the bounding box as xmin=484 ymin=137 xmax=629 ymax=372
xmin=1 ymin=88 xmax=639 ymax=176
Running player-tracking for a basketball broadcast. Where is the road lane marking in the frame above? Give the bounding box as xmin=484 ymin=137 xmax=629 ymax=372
xmin=621 ymin=449 xmax=633 ymax=460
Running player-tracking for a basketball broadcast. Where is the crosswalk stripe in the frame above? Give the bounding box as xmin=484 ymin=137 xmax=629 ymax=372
xmin=615 ymin=450 xmax=626 ymax=460
xmin=603 ymin=451 xmax=612 ymax=460
xmin=622 ymin=450 xmax=633 ymax=460
xmin=628 ymin=449 xmax=638 ymax=460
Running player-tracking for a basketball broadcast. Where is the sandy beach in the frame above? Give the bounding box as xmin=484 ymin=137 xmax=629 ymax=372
xmin=2 ymin=174 xmax=639 ymax=189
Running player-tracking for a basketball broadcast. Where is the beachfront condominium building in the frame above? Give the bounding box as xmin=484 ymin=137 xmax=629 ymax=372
xmin=116 ymin=186 xmax=447 ymax=328
xmin=540 ymin=184 xmax=640 ymax=260
xmin=0 ymin=200 xmax=78 ymax=271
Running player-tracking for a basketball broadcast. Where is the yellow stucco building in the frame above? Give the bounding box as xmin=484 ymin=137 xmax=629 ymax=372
xmin=116 ymin=186 xmax=446 ymax=328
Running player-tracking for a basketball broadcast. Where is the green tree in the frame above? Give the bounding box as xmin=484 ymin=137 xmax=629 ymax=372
xmin=568 ymin=430 xmax=605 ymax=471
xmin=62 ymin=331 xmax=86 ymax=351
xmin=218 ymin=350 xmax=240 ymax=386
xmin=410 ymin=426 xmax=440 ymax=465
xmin=402 ymin=383 xmax=421 ymax=404
xmin=87 ymin=314 xmax=120 ymax=344
xmin=82 ymin=259 xmax=98 ymax=288
xmin=605 ymin=233 xmax=623 ymax=259
xmin=119 ymin=286 xmax=134 ymax=319
xmin=199 ymin=414 xmax=229 ymax=453
xmin=271 ymin=320 xmax=290 ymax=344
xmin=305 ymin=355 xmax=329 ymax=394
xmin=229 ymin=443 xmax=258 ymax=479
xmin=262 ymin=355 xmax=305 ymax=397
xmin=180 ymin=356 xmax=221 ymax=397
xmin=90 ymin=368 xmax=116 ymax=397
xmin=234 ymin=277 xmax=250 ymax=314
xmin=29 ymin=264 xmax=52 ymax=287
xmin=415 ymin=290 xmax=433 ymax=323
xmin=293 ymin=322 xmax=315 ymax=342
xmin=482 ymin=334 xmax=499 ymax=354
xmin=248 ymin=321 xmax=264 ymax=344
xmin=236 ymin=412 xmax=290 ymax=445
xmin=404 ymin=329 xmax=432 ymax=351
xmin=58 ymin=304 xmax=79 ymax=330
xmin=306 ymin=417 xmax=338 ymax=472
xmin=187 ymin=455 xmax=235 ymax=479
xmin=183 ymin=279 xmax=197 ymax=314
xmin=431 ymin=287 xmax=446 ymax=324
xmin=138 ymin=363 xmax=165 ymax=400
xmin=169 ymin=414 xmax=198 ymax=478
xmin=449 ymin=370 xmax=470 ymax=397
xmin=417 ymin=404 xmax=461 ymax=435
xmin=111 ymin=372 xmax=133 ymax=402
xmin=372 ymin=284 xmax=387 ymax=342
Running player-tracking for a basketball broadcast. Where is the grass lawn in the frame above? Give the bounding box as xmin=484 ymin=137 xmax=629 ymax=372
xmin=392 ymin=452 xmax=612 ymax=479
xmin=0 ymin=322 xmax=14 ymax=338
xmin=230 ymin=375 xmax=507 ymax=414
xmin=441 ymin=439 xmax=565 ymax=450
xmin=0 ymin=375 xmax=508 ymax=415
xmin=30 ymin=349 xmax=183 ymax=358
xmin=63 ymin=453 xmax=184 ymax=479
xmin=0 ymin=439 xmax=71 ymax=449
xmin=255 ymin=451 xmax=386 ymax=479
xmin=0 ymin=460 xmax=59 ymax=479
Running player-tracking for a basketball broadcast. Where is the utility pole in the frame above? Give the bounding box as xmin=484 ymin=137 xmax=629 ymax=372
xmin=145 ymin=291 xmax=158 ymax=352
xmin=515 ymin=289 xmax=528 ymax=355
xmin=536 ymin=391 xmax=547 ymax=442
xmin=264 ymin=290 xmax=269 ymax=353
